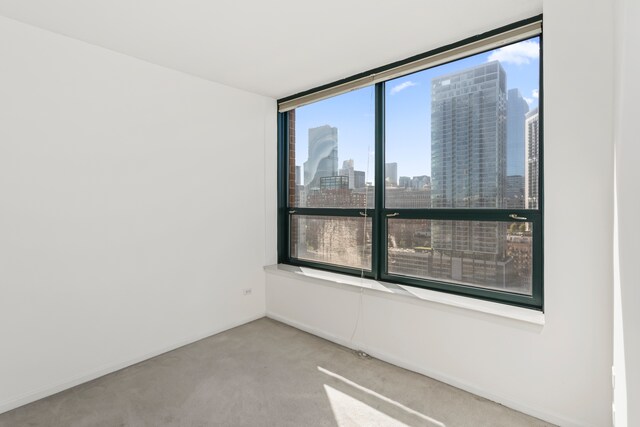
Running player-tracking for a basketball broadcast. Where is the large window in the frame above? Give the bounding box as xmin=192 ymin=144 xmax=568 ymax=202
xmin=278 ymin=17 xmax=543 ymax=309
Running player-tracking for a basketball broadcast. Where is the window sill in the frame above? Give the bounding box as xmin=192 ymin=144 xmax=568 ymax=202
xmin=264 ymin=264 xmax=545 ymax=326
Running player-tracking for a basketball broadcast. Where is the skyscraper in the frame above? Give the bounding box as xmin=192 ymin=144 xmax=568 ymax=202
xmin=338 ymin=158 xmax=367 ymax=190
xmin=353 ymin=171 xmax=366 ymax=189
xmin=303 ymin=125 xmax=338 ymax=189
xmin=506 ymin=88 xmax=530 ymax=177
xmin=525 ymin=108 xmax=540 ymax=209
xmin=505 ymin=175 xmax=525 ymax=208
xmin=339 ymin=159 xmax=356 ymax=189
xmin=505 ymin=89 xmax=529 ymax=208
xmin=430 ymin=60 xmax=507 ymax=256
xmin=385 ymin=162 xmax=398 ymax=186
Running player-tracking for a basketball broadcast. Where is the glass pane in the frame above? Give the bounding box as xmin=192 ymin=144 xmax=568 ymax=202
xmin=290 ymin=87 xmax=375 ymax=208
xmin=385 ymin=37 xmax=540 ymax=209
xmin=291 ymin=215 xmax=372 ymax=270
xmin=388 ymin=219 xmax=532 ymax=295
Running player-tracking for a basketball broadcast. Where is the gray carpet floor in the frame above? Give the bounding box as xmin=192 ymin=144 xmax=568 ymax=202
xmin=0 ymin=318 xmax=554 ymax=426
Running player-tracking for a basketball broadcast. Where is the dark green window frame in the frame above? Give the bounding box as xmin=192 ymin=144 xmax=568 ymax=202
xmin=277 ymin=16 xmax=544 ymax=310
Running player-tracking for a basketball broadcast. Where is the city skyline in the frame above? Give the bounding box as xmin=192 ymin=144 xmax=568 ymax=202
xmin=294 ymin=37 xmax=540 ymax=181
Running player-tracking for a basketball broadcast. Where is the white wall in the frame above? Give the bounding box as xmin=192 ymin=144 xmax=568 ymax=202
xmin=613 ymin=0 xmax=640 ymax=425
xmin=0 ymin=16 xmax=275 ymax=413
xmin=266 ymin=1 xmax=615 ymax=425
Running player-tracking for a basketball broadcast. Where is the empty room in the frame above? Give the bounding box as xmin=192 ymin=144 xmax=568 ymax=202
xmin=0 ymin=1 xmax=638 ymax=426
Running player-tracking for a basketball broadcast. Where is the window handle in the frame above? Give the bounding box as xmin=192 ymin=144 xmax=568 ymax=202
xmin=509 ymin=213 xmax=527 ymax=221
xmin=386 ymin=212 xmax=400 ymax=217
xmin=289 ymin=210 xmax=296 ymax=214
xmin=359 ymin=212 xmax=367 ymax=217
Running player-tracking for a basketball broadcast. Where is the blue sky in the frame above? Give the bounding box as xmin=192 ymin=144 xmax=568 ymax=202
xmin=295 ymin=37 xmax=540 ymax=181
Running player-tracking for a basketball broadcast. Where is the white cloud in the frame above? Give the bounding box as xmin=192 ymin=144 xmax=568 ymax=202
xmin=487 ymin=40 xmax=539 ymax=65
xmin=390 ymin=81 xmax=417 ymax=95
xmin=532 ymin=89 xmax=539 ymax=99
xmin=524 ymin=97 xmax=533 ymax=105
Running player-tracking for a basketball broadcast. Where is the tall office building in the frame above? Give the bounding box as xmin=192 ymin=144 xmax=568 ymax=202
xmin=385 ymin=162 xmax=398 ymax=186
xmin=430 ymin=61 xmax=507 ymax=257
xmin=339 ymin=159 xmax=355 ymax=189
xmin=303 ymin=125 xmax=338 ymax=189
xmin=505 ymin=175 xmax=525 ymax=208
xmin=338 ymin=159 xmax=366 ymax=189
xmin=506 ymin=88 xmax=530 ymax=177
xmin=525 ymin=108 xmax=540 ymax=209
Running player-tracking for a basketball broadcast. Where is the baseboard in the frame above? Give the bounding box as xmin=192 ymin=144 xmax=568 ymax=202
xmin=0 ymin=313 xmax=266 ymax=415
xmin=266 ymin=311 xmax=586 ymax=427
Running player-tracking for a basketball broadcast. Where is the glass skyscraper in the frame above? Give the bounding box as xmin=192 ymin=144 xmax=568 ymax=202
xmin=430 ymin=61 xmax=507 ymax=256
xmin=525 ymin=108 xmax=540 ymax=209
xmin=303 ymin=125 xmax=338 ymax=190
xmin=506 ymin=88 xmax=530 ymax=177
xmin=385 ymin=162 xmax=398 ymax=187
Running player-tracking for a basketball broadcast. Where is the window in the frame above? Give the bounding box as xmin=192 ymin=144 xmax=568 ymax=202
xmin=278 ymin=17 xmax=543 ymax=309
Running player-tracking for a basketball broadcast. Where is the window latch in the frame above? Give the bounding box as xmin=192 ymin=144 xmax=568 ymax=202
xmin=359 ymin=212 xmax=367 ymax=217
xmin=289 ymin=210 xmax=296 ymax=214
xmin=509 ymin=213 xmax=527 ymax=221
xmin=386 ymin=212 xmax=400 ymax=217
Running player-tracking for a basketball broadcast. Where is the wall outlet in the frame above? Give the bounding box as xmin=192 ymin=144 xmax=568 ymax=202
xmin=243 ymin=288 xmax=252 ymax=296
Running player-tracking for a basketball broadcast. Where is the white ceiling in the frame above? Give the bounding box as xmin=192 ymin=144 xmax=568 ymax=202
xmin=0 ymin=1 xmax=542 ymax=99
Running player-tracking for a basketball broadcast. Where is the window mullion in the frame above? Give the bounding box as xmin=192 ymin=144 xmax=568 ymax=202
xmin=277 ymin=111 xmax=289 ymax=264
xmin=373 ymin=82 xmax=385 ymax=280
xmin=377 ymin=209 xmax=541 ymax=222
xmin=289 ymin=208 xmax=372 ymax=217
